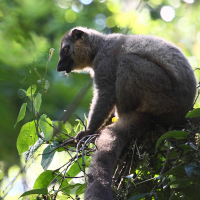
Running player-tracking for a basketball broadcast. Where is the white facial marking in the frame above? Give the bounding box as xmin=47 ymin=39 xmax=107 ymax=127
xmin=62 ymin=42 xmax=69 ymax=49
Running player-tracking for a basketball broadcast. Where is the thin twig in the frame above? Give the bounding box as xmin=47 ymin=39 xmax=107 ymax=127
xmin=76 ymin=134 xmax=98 ymax=173
xmin=160 ymin=139 xmax=170 ymax=176
xmin=53 ymin=124 xmax=74 ymax=139
xmin=53 ymin=166 xmax=68 ymax=200
xmin=40 ymin=139 xmax=74 ymax=155
xmin=74 ymin=114 xmax=87 ymax=132
xmin=128 ymin=141 xmax=136 ymax=174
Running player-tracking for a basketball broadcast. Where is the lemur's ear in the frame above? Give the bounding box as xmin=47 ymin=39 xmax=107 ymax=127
xmin=71 ymin=29 xmax=84 ymax=40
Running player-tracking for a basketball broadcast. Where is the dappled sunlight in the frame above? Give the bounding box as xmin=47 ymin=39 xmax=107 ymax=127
xmin=186 ymin=24 xmax=196 ymax=41
xmin=138 ymin=8 xmax=151 ymax=26
xmin=168 ymin=0 xmax=181 ymax=8
xmin=65 ymin=9 xmax=76 ymax=23
xmin=55 ymin=0 xmax=71 ymax=9
xmin=79 ymin=0 xmax=93 ymax=5
xmin=197 ymin=31 xmax=200 ymax=44
xmin=183 ymin=0 xmax=195 ymax=3
xmin=95 ymin=14 xmax=106 ymax=30
xmin=72 ymin=1 xmax=83 ymax=13
xmin=178 ymin=17 xmax=190 ymax=32
xmin=160 ymin=6 xmax=175 ymax=22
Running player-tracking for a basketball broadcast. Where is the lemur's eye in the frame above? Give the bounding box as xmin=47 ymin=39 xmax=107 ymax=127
xmin=63 ymin=47 xmax=69 ymax=54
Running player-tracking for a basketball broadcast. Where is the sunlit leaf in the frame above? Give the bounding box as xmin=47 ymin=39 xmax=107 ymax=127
xmin=23 ymin=137 xmax=44 ymax=163
xmin=34 ymin=93 xmax=42 ymax=112
xmin=53 ymin=121 xmax=69 ymax=135
xmin=75 ymin=184 xmax=86 ymax=195
xmin=39 ymin=114 xmax=53 ymax=141
xmin=156 ymin=131 xmax=189 ymax=150
xmin=84 ymin=113 xmax=88 ymax=127
xmin=75 ymin=119 xmax=85 ymax=133
xmin=60 ymin=183 xmax=81 ymax=194
xmin=19 ymin=187 xmax=48 ymax=198
xmin=33 ymin=170 xmax=55 ymax=189
xmin=59 ymin=180 xmax=70 ymax=194
xmin=65 ymin=121 xmax=73 ymax=133
xmin=67 ymin=157 xmax=90 ymax=181
xmin=48 ymin=48 xmax=55 ymax=61
xmin=17 ymin=121 xmax=38 ymax=155
xmin=26 ymin=84 xmax=37 ymax=96
xmin=14 ymin=103 xmax=27 ymax=128
xmin=41 ymin=145 xmax=55 ymax=170
xmin=186 ymin=108 xmax=200 ymax=118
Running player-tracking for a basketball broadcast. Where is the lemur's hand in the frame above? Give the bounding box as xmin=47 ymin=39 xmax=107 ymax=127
xmin=75 ymin=129 xmax=94 ymax=142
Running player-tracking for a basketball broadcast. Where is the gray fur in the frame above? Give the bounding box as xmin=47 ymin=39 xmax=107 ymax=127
xmin=57 ymin=27 xmax=196 ymax=200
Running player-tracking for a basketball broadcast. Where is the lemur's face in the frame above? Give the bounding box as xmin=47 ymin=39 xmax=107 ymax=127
xmin=57 ymin=29 xmax=92 ymax=73
xmin=57 ymin=33 xmax=76 ymax=73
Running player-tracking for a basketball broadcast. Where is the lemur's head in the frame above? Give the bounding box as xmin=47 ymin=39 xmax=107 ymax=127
xmin=57 ymin=27 xmax=94 ymax=73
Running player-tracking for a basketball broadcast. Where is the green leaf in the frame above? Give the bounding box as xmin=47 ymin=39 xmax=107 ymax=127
xmin=39 ymin=114 xmax=53 ymax=141
xmin=48 ymin=48 xmax=55 ymax=61
xmin=19 ymin=187 xmax=48 ymax=198
xmin=179 ymin=144 xmax=195 ymax=154
xmin=156 ymin=131 xmax=189 ymax=150
xmin=67 ymin=157 xmax=90 ymax=180
xmin=33 ymin=170 xmax=55 ymax=189
xmin=41 ymin=145 xmax=55 ymax=170
xmin=19 ymin=89 xmax=27 ymax=96
xmin=26 ymin=84 xmax=37 ymax=96
xmin=60 ymin=183 xmax=81 ymax=193
xmin=53 ymin=121 xmax=68 ymax=134
xmin=34 ymin=93 xmax=42 ymax=112
xmin=65 ymin=121 xmax=73 ymax=133
xmin=167 ymin=178 xmax=199 ymax=186
xmin=23 ymin=138 xmax=44 ymax=163
xmin=186 ymin=108 xmax=200 ymax=118
xmin=175 ymin=185 xmax=200 ymax=199
xmin=17 ymin=121 xmax=38 ymax=155
xmin=53 ymin=121 xmax=73 ymax=141
xmin=59 ymin=180 xmax=70 ymax=194
xmin=75 ymin=119 xmax=84 ymax=133
xmin=128 ymin=193 xmax=149 ymax=200
xmin=75 ymin=184 xmax=86 ymax=195
xmin=84 ymin=113 xmax=88 ymax=127
xmin=14 ymin=103 xmax=27 ymax=128
xmin=162 ymin=165 xmax=185 ymax=177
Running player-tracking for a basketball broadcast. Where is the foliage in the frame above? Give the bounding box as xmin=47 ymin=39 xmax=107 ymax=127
xmin=111 ymin=121 xmax=200 ymax=200
xmin=1 ymin=0 xmax=200 ymax=199
xmin=11 ymin=51 xmax=200 ymax=200
xmin=13 ymin=66 xmax=200 ymax=199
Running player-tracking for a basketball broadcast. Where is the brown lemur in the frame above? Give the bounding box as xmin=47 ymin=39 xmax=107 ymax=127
xmin=57 ymin=27 xmax=196 ymax=200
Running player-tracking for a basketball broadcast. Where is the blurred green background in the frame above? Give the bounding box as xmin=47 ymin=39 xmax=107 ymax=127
xmin=0 ymin=0 xmax=200 ymax=198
